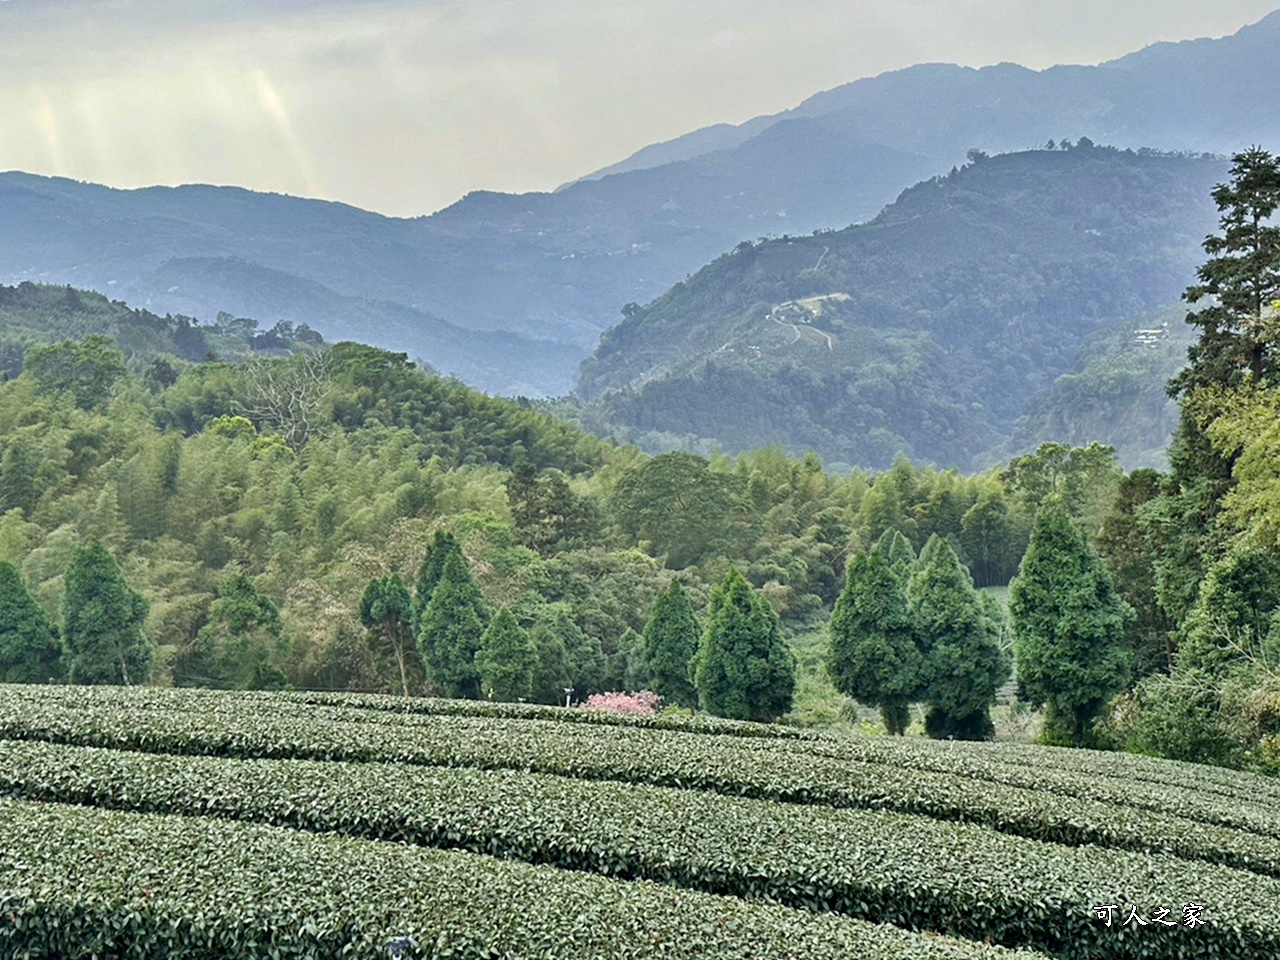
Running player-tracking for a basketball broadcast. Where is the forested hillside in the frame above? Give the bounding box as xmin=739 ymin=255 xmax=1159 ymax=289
xmin=578 ymin=146 xmax=1225 ymax=469
xmin=0 ymin=292 xmax=1097 ymax=707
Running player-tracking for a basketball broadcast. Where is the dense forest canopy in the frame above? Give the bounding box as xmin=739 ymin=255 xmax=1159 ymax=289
xmin=575 ymin=146 xmax=1225 ymax=470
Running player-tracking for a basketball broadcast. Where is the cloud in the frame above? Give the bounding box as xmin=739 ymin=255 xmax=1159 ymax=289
xmin=0 ymin=0 xmax=1277 ymax=215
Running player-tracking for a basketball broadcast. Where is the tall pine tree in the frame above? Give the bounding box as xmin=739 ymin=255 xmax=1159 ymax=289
xmin=63 ymin=540 xmax=152 ymax=686
xmin=641 ymin=580 xmax=700 ymax=707
xmin=828 ymin=551 xmax=922 ymax=734
xmin=0 ymin=561 xmax=61 ymax=683
xmin=693 ymin=568 xmax=794 ymax=722
xmin=418 ymin=547 xmax=489 ymax=699
xmin=1010 ymin=503 xmax=1135 ymax=746
xmin=908 ymin=535 xmax=1009 ymax=740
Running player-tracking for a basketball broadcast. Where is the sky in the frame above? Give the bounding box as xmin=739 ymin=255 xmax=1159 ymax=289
xmin=0 ymin=0 xmax=1277 ymax=216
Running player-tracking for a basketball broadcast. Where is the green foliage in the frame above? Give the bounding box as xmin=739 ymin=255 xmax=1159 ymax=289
xmin=640 ymin=580 xmax=699 ymax=707
xmin=1011 ymin=505 xmax=1134 ymax=746
xmin=62 ymin=540 xmax=152 ymax=686
xmin=693 ymin=568 xmax=795 ymax=721
xmin=504 ymin=461 xmax=601 ymax=555
xmin=24 ymin=334 xmax=127 ymax=410
xmin=412 ymin=530 xmax=460 ymax=634
xmin=358 ymin=572 xmax=417 ymax=697
xmin=475 ymin=608 xmax=536 ymax=702
xmin=0 ymin=562 xmax=60 ymax=683
xmin=12 ymin=685 xmax=1280 ymax=960
xmin=1171 ymin=147 xmax=1280 ymax=396
xmin=828 ymin=552 xmax=922 ymax=734
xmin=0 ymin=793 xmax=1014 ymax=960
xmin=872 ymin=528 xmax=917 ymax=573
xmin=909 ymin=536 xmax=1009 ymax=740
xmin=1095 ymin=469 xmax=1176 ymax=677
xmin=183 ymin=574 xmax=287 ymax=691
xmin=610 ymin=452 xmax=752 ymax=568
xmin=580 ymin=149 xmax=1226 ymax=469
xmin=527 ymin=619 xmax=571 ymax=705
xmin=419 ymin=548 xmax=489 ymax=699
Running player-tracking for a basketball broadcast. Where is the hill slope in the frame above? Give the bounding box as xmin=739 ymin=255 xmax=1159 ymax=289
xmin=577 ymin=147 xmax=1224 ymax=470
xmin=1 ymin=14 xmax=1276 ymax=396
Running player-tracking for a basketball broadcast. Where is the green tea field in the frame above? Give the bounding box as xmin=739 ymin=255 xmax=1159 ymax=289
xmin=0 ymin=684 xmax=1276 ymax=959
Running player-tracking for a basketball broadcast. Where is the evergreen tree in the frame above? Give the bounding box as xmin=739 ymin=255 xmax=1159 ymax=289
xmin=63 ymin=540 xmax=152 ymax=686
xmin=828 ymin=551 xmax=922 ymax=734
xmin=1010 ymin=504 xmax=1135 ymax=746
xmin=693 ymin=568 xmax=795 ymax=722
xmin=640 ymin=580 xmax=700 ymax=707
xmin=418 ymin=548 xmax=489 ymax=699
xmin=358 ymin=572 xmax=417 ymax=697
xmin=872 ymin=528 xmax=917 ymax=574
xmin=475 ymin=608 xmax=537 ymax=702
xmin=614 ymin=627 xmax=650 ymax=692
xmin=0 ymin=561 xmax=61 ymax=683
xmin=528 ymin=619 xmax=572 ymax=705
xmin=908 ymin=535 xmax=1009 ymax=740
xmin=186 ymin=574 xmax=288 ymax=690
xmin=1171 ymin=146 xmax=1280 ymax=396
xmin=411 ymin=530 xmax=458 ymax=633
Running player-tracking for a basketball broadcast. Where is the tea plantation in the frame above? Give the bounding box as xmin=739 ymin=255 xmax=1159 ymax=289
xmin=1 ymin=685 xmax=1276 ymax=959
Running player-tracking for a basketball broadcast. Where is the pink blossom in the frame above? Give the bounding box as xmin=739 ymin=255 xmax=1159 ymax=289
xmin=578 ymin=690 xmax=663 ymax=716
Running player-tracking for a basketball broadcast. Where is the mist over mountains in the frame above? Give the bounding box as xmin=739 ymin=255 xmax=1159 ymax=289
xmin=0 ymin=10 xmax=1276 ymax=459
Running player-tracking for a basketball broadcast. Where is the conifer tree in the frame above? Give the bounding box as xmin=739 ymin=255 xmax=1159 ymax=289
xmin=828 ymin=551 xmax=922 ymax=734
xmin=872 ymin=528 xmax=917 ymax=575
xmin=475 ymin=608 xmax=537 ymax=702
xmin=908 ymin=535 xmax=1009 ymax=740
xmin=1010 ymin=503 xmax=1135 ymax=746
xmin=528 ymin=619 xmax=571 ymax=705
xmin=418 ymin=547 xmax=489 ymax=699
xmin=411 ymin=530 xmax=458 ymax=633
xmin=359 ymin=572 xmax=417 ymax=697
xmin=693 ymin=568 xmax=794 ymax=722
xmin=641 ymin=580 xmax=700 ymax=707
xmin=186 ymin=574 xmax=287 ymax=690
xmin=0 ymin=561 xmax=61 ymax=683
xmin=63 ymin=540 xmax=152 ymax=686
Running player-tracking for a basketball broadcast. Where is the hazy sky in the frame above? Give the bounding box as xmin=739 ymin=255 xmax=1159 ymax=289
xmin=1 ymin=0 xmax=1276 ymax=216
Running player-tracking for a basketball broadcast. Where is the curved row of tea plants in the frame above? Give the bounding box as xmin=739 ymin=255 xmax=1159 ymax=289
xmin=0 ymin=683 xmax=811 ymax=741
xmin=4 ymin=689 xmax=1280 ymax=877
xmin=0 ymin=738 xmax=1271 ymax=960
xmin=0 ymin=796 xmax=1043 ymax=960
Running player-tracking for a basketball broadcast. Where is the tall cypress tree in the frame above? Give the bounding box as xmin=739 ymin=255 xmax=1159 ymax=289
xmin=475 ymin=608 xmax=537 ymax=702
xmin=641 ymin=580 xmax=700 ymax=707
xmin=63 ymin=540 xmax=152 ymax=686
xmin=359 ymin=572 xmax=417 ymax=697
xmin=411 ymin=530 xmax=459 ymax=634
xmin=873 ymin=528 xmax=917 ymax=574
xmin=1010 ymin=503 xmax=1135 ymax=746
xmin=693 ymin=568 xmax=794 ymax=722
xmin=908 ymin=535 xmax=1009 ymax=740
xmin=828 ymin=551 xmax=922 ymax=734
xmin=418 ymin=547 xmax=489 ymax=699
xmin=0 ymin=561 xmax=61 ymax=683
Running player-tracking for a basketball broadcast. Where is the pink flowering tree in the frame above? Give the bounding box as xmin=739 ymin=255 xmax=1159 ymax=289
xmin=578 ymin=690 xmax=663 ymax=716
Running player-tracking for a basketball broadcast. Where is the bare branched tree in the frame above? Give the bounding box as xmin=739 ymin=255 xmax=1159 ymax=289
xmin=236 ymin=351 xmax=332 ymax=450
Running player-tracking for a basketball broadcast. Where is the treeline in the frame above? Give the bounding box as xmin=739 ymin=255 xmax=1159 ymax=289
xmin=0 ymin=282 xmax=322 ymax=378
xmin=0 ymin=305 xmax=1118 ymax=709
